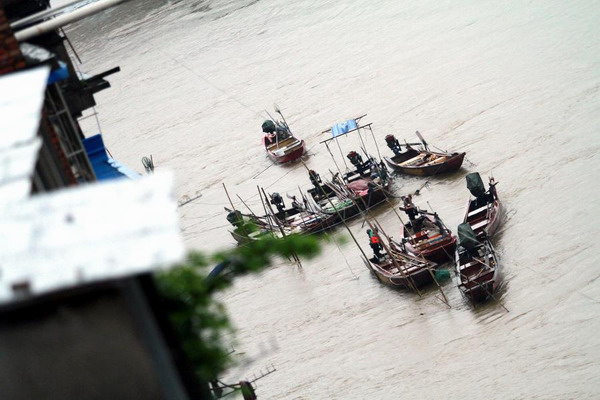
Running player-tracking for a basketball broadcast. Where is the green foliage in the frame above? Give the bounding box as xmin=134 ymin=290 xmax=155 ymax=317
xmin=154 ymin=233 xmax=322 ymax=381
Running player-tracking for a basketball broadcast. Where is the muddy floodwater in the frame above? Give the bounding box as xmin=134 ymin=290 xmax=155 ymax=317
xmin=69 ymin=0 xmax=600 ymax=398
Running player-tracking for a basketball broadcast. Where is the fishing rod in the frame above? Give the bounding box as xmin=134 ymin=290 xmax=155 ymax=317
xmin=274 ymin=104 xmax=293 ymax=135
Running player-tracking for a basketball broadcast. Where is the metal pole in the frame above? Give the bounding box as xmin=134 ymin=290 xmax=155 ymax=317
xmin=14 ymin=0 xmax=129 ymax=41
xmin=368 ymin=125 xmax=382 ymax=161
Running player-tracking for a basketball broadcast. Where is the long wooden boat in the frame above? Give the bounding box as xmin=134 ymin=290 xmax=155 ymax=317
xmin=455 ymin=223 xmax=499 ymax=302
xmin=306 ymin=156 xmax=391 ymax=220
xmin=399 ymin=196 xmax=456 ymax=263
xmin=225 ymin=193 xmax=339 ymax=244
xmin=226 ymin=209 xmax=278 ymax=244
xmin=462 ymin=173 xmax=503 ymax=238
xmin=262 ymin=115 xmax=305 ymax=164
xmin=363 ymin=245 xmax=438 ymax=290
xmin=383 ymin=133 xmax=465 ymax=176
xmin=271 ymin=204 xmax=339 ymax=235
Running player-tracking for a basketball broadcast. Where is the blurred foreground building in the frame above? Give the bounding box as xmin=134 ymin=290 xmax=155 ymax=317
xmin=0 ymin=1 xmax=214 ymax=398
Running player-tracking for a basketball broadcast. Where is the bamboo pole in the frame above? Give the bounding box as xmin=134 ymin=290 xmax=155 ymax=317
xmin=385 ymin=197 xmax=451 ymax=307
xmin=256 ymin=186 xmax=276 ymax=237
xmin=260 ymin=187 xmax=303 ymax=268
xmin=300 ymin=162 xmax=370 ymax=263
xmin=236 ymin=194 xmax=258 ymax=218
xmin=355 ymin=124 xmax=369 ymax=155
xmin=223 ymin=183 xmax=251 ymax=240
xmin=325 ymin=142 xmax=346 ymax=174
xmin=367 ymin=125 xmax=382 ymax=161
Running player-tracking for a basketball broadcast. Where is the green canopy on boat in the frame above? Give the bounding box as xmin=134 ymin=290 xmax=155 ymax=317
xmin=458 ymin=223 xmax=480 ymax=251
xmin=466 ymin=172 xmax=486 ymax=199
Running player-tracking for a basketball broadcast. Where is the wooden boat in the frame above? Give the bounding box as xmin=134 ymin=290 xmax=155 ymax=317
xmin=363 ymin=244 xmax=438 ymax=290
xmin=306 ymin=160 xmax=391 ymax=221
xmin=462 ymin=172 xmax=503 ymax=238
xmin=225 ymin=209 xmax=276 ymax=244
xmin=383 ymin=132 xmax=465 ymax=176
xmin=399 ymin=195 xmax=456 ymax=263
xmin=262 ymin=134 xmax=305 ymax=164
xmin=261 ymin=110 xmax=305 ymax=164
xmin=340 ymin=151 xmax=392 ymax=206
xmin=225 ymin=193 xmax=338 ymax=244
xmin=455 ymin=223 xmax=499 ymax=302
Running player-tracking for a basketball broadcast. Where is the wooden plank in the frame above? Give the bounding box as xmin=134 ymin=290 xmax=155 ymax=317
xmin=467 ymin=205 xmax=488 ymax=217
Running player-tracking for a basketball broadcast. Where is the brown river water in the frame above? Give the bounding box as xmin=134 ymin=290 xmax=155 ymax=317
xmin=68 ymin=0 xmax=600 ymax=398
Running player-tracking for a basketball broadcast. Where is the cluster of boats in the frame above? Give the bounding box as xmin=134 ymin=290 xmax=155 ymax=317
xmin=366 ymin=175 xmax=503 ymax=303
xmin=227 ymin=112 xmax=504 ymax=304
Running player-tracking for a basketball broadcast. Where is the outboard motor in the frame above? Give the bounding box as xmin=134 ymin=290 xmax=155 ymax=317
xmin=308 ymin=170 xmax=322 ymax=189
xmin=226 ymin=210 xmax=244 ymax=228
xmin=291 ymin=195 xmax=303 ymax=210
xmin=385 ymin=134 xmax=403 ymax=156
xmin=379 ymin=160 xmax=388 ymax=181
xmin=270 ymin=192 xmax=286 ymax=213
xmin=347 ymin=151 xmax=366 ymax=174
xmin=262 ymin=120 xmax=276 ymax=133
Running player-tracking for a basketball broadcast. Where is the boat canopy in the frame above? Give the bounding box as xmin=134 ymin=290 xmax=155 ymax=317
xmin=466 ymin=172 xmax=486 ymax=199
xmin=331 ymin=119 xmax=358 ymax=138
xmin=458 ymin=223 xmax=480 ymax=250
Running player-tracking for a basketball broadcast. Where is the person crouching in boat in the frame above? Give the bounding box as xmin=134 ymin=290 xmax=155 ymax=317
xmin=367 ymin=229 xmax=384 ymax=260
xmin=262 ymin=120 xmax=277 ymax=145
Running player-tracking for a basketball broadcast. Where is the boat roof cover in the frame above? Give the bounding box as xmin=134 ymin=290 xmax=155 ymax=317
xmin=466 ymin=172 xmax=486 ymax=198
xmin=458 ymin=223 xmax=480 ymax=250
xmin=331 ymin=119 xmax=358 ymax=138
xmin=83 ymin=134 xmax=140 ymax=181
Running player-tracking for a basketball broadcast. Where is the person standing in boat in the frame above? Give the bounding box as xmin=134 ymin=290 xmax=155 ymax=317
xmin=400 ymin=195 xmax=424 ymax=231
xmin=309 ymin=170 xmax=322 ymax=189
xmin=400 ymin=195 xmax=419 ymax=221
xmin=367 ymin=229 xmax=384 ymax=260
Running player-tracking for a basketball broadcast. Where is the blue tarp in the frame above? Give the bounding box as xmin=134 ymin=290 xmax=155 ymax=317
xmin=48 ymin=62 xmax=69 ymax=85
xmin=83 ymin=134 xmax=140 ymax=181
xmin=331 ymin=119 xmax=358 ymax=138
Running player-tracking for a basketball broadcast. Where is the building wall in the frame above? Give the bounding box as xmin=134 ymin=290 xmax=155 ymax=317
xmin=0 ymin=285 xmax=168 ymax=400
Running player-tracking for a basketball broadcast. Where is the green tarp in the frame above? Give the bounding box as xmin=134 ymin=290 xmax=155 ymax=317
xmin=458 ymin=223 xmax=480 ymax=251
xmin=262 ymin=120 xmax=276 ymax=133
xmin=466 ymin=172 xmax=486 ymax=199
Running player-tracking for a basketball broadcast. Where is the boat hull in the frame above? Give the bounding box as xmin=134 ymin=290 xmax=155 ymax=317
xmin=384 ymin=152 xmax=465 ymax=176
xmin=402 ymin=215 xmax=457 ymax=263
xmin=365 ymin=250 xmax=438 ymax=290
xmin=405 ymin=235 xmax=456 ymax=263
xmin=463 ymin=198 xmax=503 ymax=238
xmin=455 ymin=239 xmax=500 ymax=303
xmin=264 ymin=137 xmax=306 ymax=164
